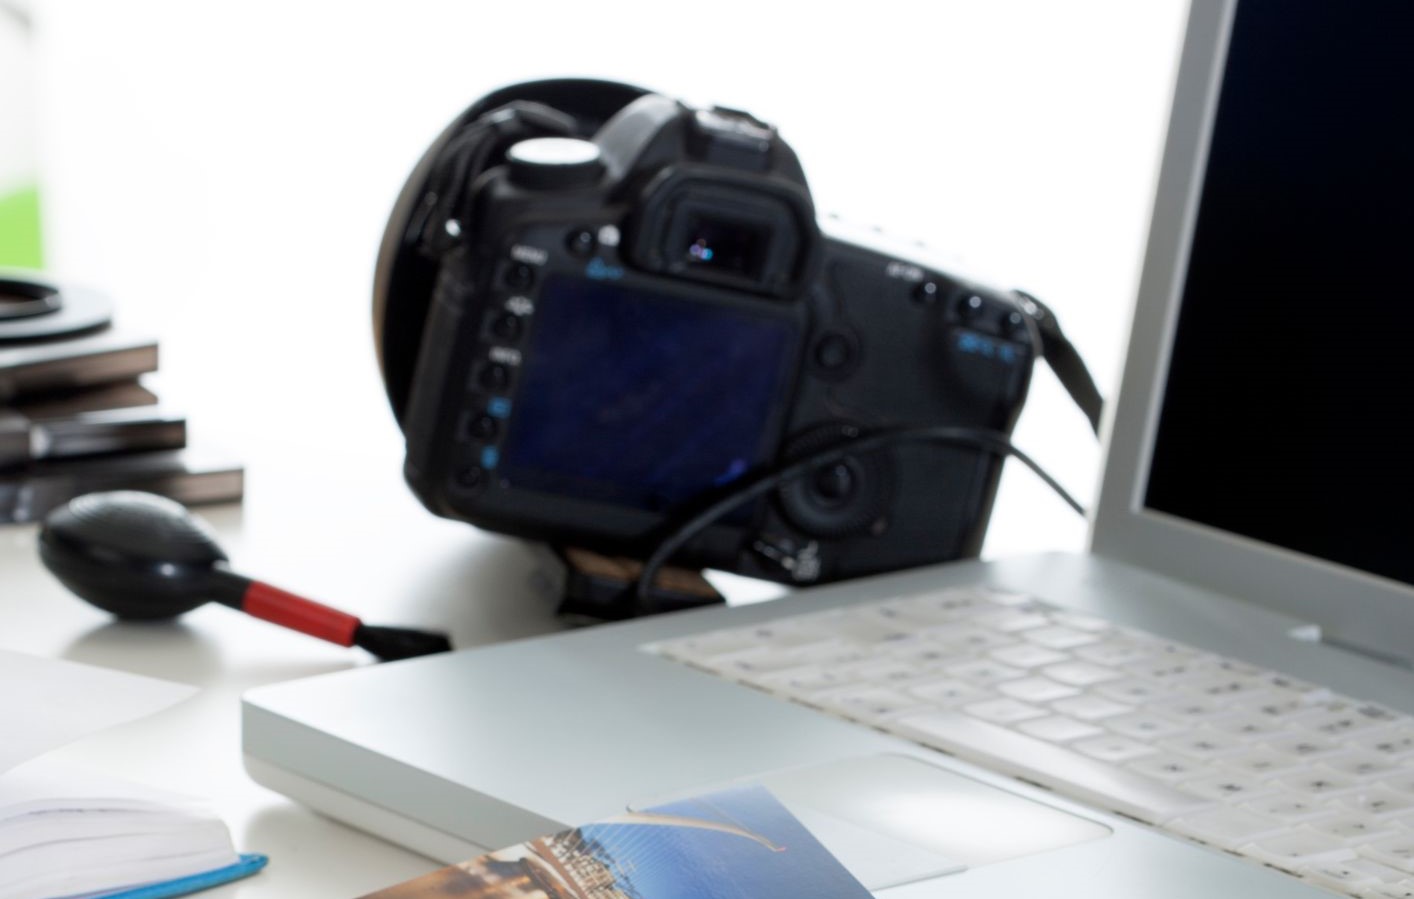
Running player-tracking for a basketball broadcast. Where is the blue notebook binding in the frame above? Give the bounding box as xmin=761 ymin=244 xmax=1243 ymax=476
xmin=91 ymin=853 xmax=268 ymax=899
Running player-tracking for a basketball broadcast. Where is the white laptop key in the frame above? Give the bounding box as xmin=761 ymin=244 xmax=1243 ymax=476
xmin=961 ymin=698 xmax=1046 ymax=725
xmin=969 ymin=608 xmax=1050 ymax=633
xmin=1040 ymin=661 xmax=1120 ymax=687
xmin=1075 ymin=638 xmax=1153 ymax=667
xmin=1015 ymin=715 xmax=1104 ymax=743
xmin=1307 ymin=814 xmax=1402 ymax=845
xmin=903 ymin=677 xmax=994 ymax=707
xmin=1267 ymin=735 xmax=1348 ymax=761
xmin=1169 ymin=806 xmax=1288 ymax=848
xmin=943 ymin=658 xmax=1023 ymax=685
xmin=1277 ymin=769 xmax=1362 ymax=799
xmin=1159 ymin=729 xmax=1247 ymax=760
xmin=1358 ymin=881 xmax=1414 ymax=899
xmin=1244 ymin=795 xmax=1341 ymax=824
xmin=1051 ymin=694 xmax=1133 ymax=721
xmin=1325 ymin=754 xmax=1402 ymax=782
xmin=891 ymin=709 xmax=1210 ymax=823
xmin=1150 ymin=694 xmax=1228 ymax=721
xmin=909 ymin=623 xmax=996 ymax=653
xmin=1302 ymin=858 xmax=1407 ymax=892
xmin=1021 ymin=626 xmax=1098 ymax=650
xmin=1304 ymin=707 xmax=1392 ymax=736
xmin=1049 ymin=611 xmax=1112 ymax=633
xmin=818 ymin=686 xmax=928 ymax=720
xmin=1207 ymin=712 xmax=1289 ymax=741
xmin=997 ymin=676 xmax=1079 ymax=704
xmin=1072 ymin=735 xmax=1159 ymax=764
xmin=1243 ymin=829 xmax=1359 ymax=868
xmin=756 ymin=666 xmax=843 ymax=696
xmin=1355 ymin=731 xmax=1414 ymax=761
xmin=1224 ymin=749 xmax=1308 ymax=779
xmin=1179 ymin=774 xmax=1275 ymax=804
xmin=1190 ymin=673 xmax=1266 ymax=700
xmin=1362 ymin=834 xmax=1414 ymax=875
xmin=1341 ymin=789 xmax=1414 ymax=819
xmin=1127 ymin=752 xmax=1210 ymax=783
xmin=1104 ymin=713 xmax=1191 ymax=741
xmin=989 ymin=644 xmax=1069 ymax=669
xmin=1126 ymin=659 xmax=1204 ymax=682
xmin=1385 ymin=773 xmax=1414 ymax=797
xmin=1096 ymin=680 xmax=1166 ymax=704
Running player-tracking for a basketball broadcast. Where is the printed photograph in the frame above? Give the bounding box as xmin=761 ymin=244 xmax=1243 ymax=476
xmin=358 ymin=785 xmax=871 ymax=899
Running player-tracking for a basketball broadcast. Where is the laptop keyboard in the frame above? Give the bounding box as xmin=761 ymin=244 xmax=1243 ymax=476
xmin=648 ymin=586 xmax=1414 ymax=898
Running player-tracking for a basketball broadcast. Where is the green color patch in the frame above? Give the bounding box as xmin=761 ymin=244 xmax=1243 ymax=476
xmin=0 ymin=184 xmax=43 ymax=269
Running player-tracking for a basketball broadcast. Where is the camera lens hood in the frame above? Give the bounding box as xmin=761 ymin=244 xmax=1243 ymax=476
xmin=372 ymin=78 xmax=653 ymax=427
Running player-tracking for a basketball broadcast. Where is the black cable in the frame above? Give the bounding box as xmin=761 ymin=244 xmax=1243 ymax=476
xmin=631 ymin=425 xmax=1085 ymax=609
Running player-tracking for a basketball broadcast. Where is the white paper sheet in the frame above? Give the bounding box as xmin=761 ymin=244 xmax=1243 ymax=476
xmin=0 ymin=650 xmax=196 ymax=775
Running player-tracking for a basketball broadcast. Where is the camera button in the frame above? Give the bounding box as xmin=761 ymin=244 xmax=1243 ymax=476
xmin=506 ymin=137 xmax=605 ymax=189
xmin=490 ymin=312 xmax=523 ymax=342
xmin=505 ymin=263 xmax=536 ymax=291
xmin=468 ymin=414 xmax=500 ymax=441
xmin=480 ymin=446 xmax=500 ymax=470
xmin=814 ymin=333 xmax=854 ymax=371
xmin=1002 ymin=310 xmax=1030 ymax=340
xmin=454 ymin=466 xmax=487 ymax=494
xmin=486 ymin=396 xmax=513 ymax=418
xmin=913 ymin=280 xmax=944 ymax=306
xmin=958 ymin=293 xmax=986 ymax=320
xmin=565 ymin=228 xmax=597 ymax=257
xmin=478 ymin=363 xmax=512 ymax=391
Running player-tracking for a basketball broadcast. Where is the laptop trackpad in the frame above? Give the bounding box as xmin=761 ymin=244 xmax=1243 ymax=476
xmin=636 ymin=754 xmax=1111 ymax=892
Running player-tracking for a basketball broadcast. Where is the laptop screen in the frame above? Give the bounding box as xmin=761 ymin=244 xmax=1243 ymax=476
xmin=1143 ymin=0 xmax=1414 ymax=587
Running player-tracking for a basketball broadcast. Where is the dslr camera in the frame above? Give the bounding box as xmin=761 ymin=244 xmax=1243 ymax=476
xmin=374 ymin=80 xmax=1039 ymax=587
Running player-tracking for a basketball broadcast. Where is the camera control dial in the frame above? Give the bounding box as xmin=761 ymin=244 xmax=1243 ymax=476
xmin=506 ymin=138 xmax=605 ymax=190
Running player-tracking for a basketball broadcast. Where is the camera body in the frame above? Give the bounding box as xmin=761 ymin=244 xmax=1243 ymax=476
xmin=378 ymin=84 xmax=1036 ymax=585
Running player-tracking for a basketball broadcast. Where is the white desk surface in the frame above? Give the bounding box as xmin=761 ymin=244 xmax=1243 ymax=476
xmin=3 ymin=3 xmax=1186 ymax=894
xmin=0 ymin=461 xmax=569 ymax=896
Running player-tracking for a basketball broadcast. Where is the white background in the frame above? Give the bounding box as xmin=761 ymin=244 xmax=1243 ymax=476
xmin=32 ymin=0 xmax=1189 ymax=564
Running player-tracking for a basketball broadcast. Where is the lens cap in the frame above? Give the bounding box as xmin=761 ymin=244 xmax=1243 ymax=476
xmin=0 ymin=274 xmax=114 ymax=343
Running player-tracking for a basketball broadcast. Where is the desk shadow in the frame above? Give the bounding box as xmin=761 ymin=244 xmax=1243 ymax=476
xmin=394 ymin=536 xmax=571 ymax=650
xmin=63 ymin=621 xmax=363 ymax=688
xmin=241 ymin=802 xmax=441 ymax=885
xmin=61 ymin=619 xmax=225 ymax=682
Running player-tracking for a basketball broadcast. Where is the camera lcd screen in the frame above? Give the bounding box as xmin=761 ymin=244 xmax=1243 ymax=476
xmin=499 ymin=275 xmax=797 ymax=513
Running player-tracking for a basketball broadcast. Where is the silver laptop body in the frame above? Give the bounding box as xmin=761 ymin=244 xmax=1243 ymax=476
xmin=244 ymin=2 xmax=1414 ymax=895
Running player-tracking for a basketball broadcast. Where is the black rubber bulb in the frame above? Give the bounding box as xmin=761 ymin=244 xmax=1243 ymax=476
xmin=38 ymin=491 xmax=452 ymax=661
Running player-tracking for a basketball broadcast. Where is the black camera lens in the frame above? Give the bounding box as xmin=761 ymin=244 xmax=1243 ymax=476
xmin=682 ymin=215 xmax=768 ymax=279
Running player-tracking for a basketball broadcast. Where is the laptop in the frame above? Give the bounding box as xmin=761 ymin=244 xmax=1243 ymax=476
xmin=243 ymin=1 xmax=1414 ymax=895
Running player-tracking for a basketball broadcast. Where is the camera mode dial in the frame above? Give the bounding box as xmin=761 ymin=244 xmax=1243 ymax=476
xmin=506 ymin=138 xmax=605 ymax=190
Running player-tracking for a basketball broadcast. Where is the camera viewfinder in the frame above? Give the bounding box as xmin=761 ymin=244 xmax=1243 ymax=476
xmin=683 ymin=215 xmax=769 ymax=280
